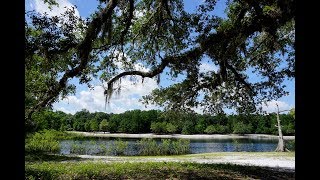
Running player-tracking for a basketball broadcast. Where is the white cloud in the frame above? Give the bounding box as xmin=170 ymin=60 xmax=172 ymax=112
xmin=191 ymin=106 xmax=204 ymax=114
xmin=53 ymin=64 xmax=160 ymax=114
xmin=30 ymin=0 xmax=80 ymax=18
xmin=199 ymin=62 xmax=218 ymax=73
xmin=260 ymin=100 xmax=294 ymax=113
xmin=134 ymin=10 xmax=146 ymax=18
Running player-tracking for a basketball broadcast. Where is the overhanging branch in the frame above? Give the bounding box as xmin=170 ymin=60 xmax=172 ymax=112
xmin=26 ymin=0 xmax=119 ymax=120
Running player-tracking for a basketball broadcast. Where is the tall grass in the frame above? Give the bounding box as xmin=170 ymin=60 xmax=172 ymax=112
xmin=25 ymin=129 xmax=86 ymax=154
xmin=138 ymin=138 xmax=190 ymax=156
xmin=25 ymin=130 xmax=61 ymax=153
xmin=112 ymin=139 xmax=129 ymax=155
xmin=26 ymin=130 xmax=190 ymax=156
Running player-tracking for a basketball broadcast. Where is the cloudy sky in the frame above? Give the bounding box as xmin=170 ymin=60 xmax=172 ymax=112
xmin=25 ymin=0 xmax=295 ymax=114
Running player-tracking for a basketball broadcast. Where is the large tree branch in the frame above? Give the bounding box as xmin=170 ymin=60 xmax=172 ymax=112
xmin=225 ymin=62 xmax=253 ymax=93
xmin=120 ymin=0 xmax=134 ymax=46
xmin=26 ymin=0 xmax=118 ymax=120
xmin=105 ymin=48 xmax=203 ymax=99
xmin=104 ymin=0 xmax=294 ymax=104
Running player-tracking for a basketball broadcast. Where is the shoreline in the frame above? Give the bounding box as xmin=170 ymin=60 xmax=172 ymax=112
xmin=67 ymin=152 xmax=295 ymax=170
xmin=69 ymin=131 xmax=295 ymax=140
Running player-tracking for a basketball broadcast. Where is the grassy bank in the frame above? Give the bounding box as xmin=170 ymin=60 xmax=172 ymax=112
xmin=25 ymin=161 xmax=294 ymax=180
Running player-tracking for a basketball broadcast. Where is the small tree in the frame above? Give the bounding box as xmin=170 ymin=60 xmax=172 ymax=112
xmin=99 ymin=119 xmax=109 ymax=133
xmin=90 ymin=119 xmax=99 ymax=132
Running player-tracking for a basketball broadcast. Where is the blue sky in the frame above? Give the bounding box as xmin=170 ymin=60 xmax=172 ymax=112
xmin=26 ymin=0 xmax=295 ymax=114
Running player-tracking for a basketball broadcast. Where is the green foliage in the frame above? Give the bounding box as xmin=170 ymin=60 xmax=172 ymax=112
xmin=138 ymin=138 xmax=161 ymax=156
xmin=232 ymin=122 xmax=253 ymax=134
xmin=166 ymin=123 xmax=177 ymax=134
xmin=89 ymin=119 xmax=99 ymax=132
xmin=25 ymin=129 xmax=85 ymax=154
xmin=84 ymin=121 xmax=91 ymax=132
xmin=160 ymin=139 xmax=171 ymax=155
xmin=286 ymin=140 xmax=295 ymax=151
xmin=181 ymin=120 xmax=195 ymax=135
xmin=138 ymin=138 xmax=190 ymax=156
xmin=204 ymin=125 xmax=229 ymax=134
xmin=112 ymin=139 xmax=128 ymax=156
xmin=289 ymin=108 xmax=295 ymax=119
xmin=171 ymin=139 xmax=190 ymax=155
xmin=28 ymin=109 xmax=295 ymax=136
xmin=99 ymin=119 xmax=109 ymax=132
xmin=25 ymin=161 xmax=295 ymax=180
xmin=25 ymin=0 xmax=295 ymax=137
xmin=150 ymin=122 xmax=167 ymax=134
xmin=25 ymin=130 xmax=61 ymax=153
xmin=70 ymin=142 xmax=87 ymax=154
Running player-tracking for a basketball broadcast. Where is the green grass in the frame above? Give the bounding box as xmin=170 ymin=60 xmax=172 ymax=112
xmin=25 ymin=161 xmax=294 ymax=180
xmin=25 ymin=153 xmax=82 ymax=162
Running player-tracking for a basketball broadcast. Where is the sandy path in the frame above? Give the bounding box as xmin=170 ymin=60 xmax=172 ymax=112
xmin=66 ymin=152 xmax=295 ymax=171
xmin=69 ymin=131 xmax=295 ymax=140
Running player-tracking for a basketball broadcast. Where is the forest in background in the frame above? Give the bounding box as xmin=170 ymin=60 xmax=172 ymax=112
xmin=29 ymin=109 xmax=295 ymax=135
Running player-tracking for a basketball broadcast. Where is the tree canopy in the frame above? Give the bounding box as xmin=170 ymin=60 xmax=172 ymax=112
xmin=25 ymin=0 xmax=295 ymax=123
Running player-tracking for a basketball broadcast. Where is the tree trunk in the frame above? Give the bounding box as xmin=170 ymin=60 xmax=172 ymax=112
xmin=275 ymin=104 xmax=288 ymax=152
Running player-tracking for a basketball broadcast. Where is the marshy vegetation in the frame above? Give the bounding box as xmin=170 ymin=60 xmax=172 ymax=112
xmin=26 ymin=130 xmax=191 ymax=156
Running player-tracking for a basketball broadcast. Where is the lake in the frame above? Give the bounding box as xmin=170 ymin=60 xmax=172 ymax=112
xmin=59 ymin=137 xmax=294 ymax=156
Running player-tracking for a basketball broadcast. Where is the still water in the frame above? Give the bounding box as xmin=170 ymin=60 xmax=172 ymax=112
xmin=60 ymin=137 xmax=294 ymax=156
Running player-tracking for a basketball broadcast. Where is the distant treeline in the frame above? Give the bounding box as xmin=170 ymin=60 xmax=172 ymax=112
xmin=29 ymin=109 xmax=295 ymax=135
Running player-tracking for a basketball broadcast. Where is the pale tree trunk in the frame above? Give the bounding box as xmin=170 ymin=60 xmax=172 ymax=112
xmin=275 ymin=104 xmax=289 ymax=152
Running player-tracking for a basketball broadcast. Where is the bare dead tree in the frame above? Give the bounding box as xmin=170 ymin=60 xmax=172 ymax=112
xmin=274 ymin=103 xmax=290 ymax=152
